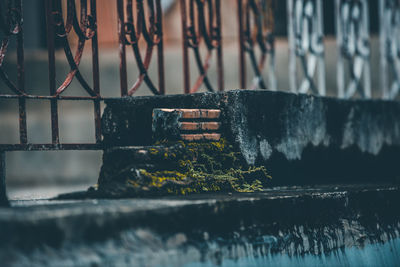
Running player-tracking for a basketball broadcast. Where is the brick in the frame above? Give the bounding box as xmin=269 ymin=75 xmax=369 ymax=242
xmin=180 ymin=134 xmax=204 ymax=141
xmin=153 ymin=108 xmax=222 ymax=142
xmin=180 ymin=122 xmax=221 ymax=131
xmin=200 ymin=122 xmax=221 ymax=130
xmin=202 ymin=133 xmax=221 ymax=141
xmin=180 ymin=133 xmax=221 ymax=141
xmin=180 ymin=109 xmax=201 ymax=119
xmin=201 ymin=109 xmax=221 ymax=119
xmin=180 ymin=109 xmax=221 ymax=119
xmin=180 ymin=122 xmax=201 ymax=131
xmin=153 ymin=108 xmax=221 ymax=119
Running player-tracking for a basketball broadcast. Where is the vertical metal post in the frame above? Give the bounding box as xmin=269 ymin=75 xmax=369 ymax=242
xmin=287 ymin=0 xmax=325 ymax=95
xmin=316 ymin=0 xmax=326 ymax=96
xmin=216 ymin=0 xmax=224 ymax=92
xmin=91 ymin=0 xmax=101 ymax=143
xmin=0 ymin=151 xmax=9 ymax=207
xmin=380 ymin=0 xmax=389 ymax=99
xmin=336 ymin=0 xmax=345 ymax=98
xmin=335 ymin=0 xmax=371 ymax=99
xmin=287 ymin=0 xmax=297 ymax=93
xmin=117 ymin=0 xmax=128 ymax=96
xmin=180 ymin=0 xmax=190 ymax=94
xmin=379 ymin=0 xmax=400 ymax=100
xmin=362 ymin=0 xmax=371 ymax=98
xmin=45 ymin=0 xmax=60 ymax=144
xmin=237 ymin=0 xmax=246 ymax=89
xmin=156 ymin=0 xmax=166 ymax=95
xmin=16 ymin=0 xmax=27 ymax=145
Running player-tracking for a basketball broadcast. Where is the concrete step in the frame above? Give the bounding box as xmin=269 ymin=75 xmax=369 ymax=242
xmin=101 ymin=90 xmax=400 ymax=187
xmin=1 ymin=184 xmax=400 ymax=266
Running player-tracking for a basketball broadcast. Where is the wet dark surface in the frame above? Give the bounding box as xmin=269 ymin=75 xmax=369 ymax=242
xmin=1 ymin=184 xmax=400 ymax=266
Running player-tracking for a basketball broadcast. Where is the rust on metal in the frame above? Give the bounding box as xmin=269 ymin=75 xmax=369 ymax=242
xmin=0 ymin=0 xmax=276 ymax=152
xmin=1 ymin=0 xmax=104 ymax=150
xmin=179 ymin=0 xmax=224 ymax=93
xmin=237 ymin=0 xmax=275 ymax=89
xmin=117 ymin=0 xmax=165 ymax=96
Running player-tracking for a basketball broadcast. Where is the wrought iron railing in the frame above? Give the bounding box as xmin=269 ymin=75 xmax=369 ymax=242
xmin=0 ymin=0 xmax=399 ymax=153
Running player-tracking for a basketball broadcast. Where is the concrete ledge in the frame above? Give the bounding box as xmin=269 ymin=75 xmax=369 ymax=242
xmin=102 ymin=90 xmax=400 ymax=186
xmin=2 ymin=185 xmax=400 ymax=266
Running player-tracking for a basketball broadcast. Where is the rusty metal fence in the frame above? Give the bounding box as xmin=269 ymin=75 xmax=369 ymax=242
xmin=0 ymin=0 xmax=399 ymax=153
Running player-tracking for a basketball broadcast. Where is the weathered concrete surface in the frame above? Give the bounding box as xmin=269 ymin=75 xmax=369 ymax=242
xmin=1 ymin=185 xmax=400 ymax=266
xmin=102 ymin=90 xmax=400 ymax=186
xmin=92 ymin=140 xmax=270 ymax=198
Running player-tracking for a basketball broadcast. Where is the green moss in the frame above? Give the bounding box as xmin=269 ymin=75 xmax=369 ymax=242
xmin=149 ymin=148 xmax=159 ymax=155
xmin=127 ymin=166 xmax=269 ymax=195
xmin=121 ymin=138 xmax=271 ymax=196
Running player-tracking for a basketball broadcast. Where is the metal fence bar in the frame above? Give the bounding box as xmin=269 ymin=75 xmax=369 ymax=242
xmin=45 ymin=0 xmax=60 ymax=144
xmin=237 ymin=0 xmax=276 ymax=90
xmin=117 ymin=0 xmax=128 ymax=96
xmin=336 ymin=0 xmax=371 ymax=99
xmin=179 ymin=0 xmax=223 ymax=94
xmin=117 ymin=0 xmax=165 ymax=96
xmin=156 ymin=0 xmax=166 ymax=95
xmin=0 ymin=0 xmax=27 ymax=144
xmin=380 ymin=0 xmax=400 ymax=100
xmin=15 ymin=0 xmax=27 ymax=145
xmin=287 ymin=0 xmax=326 ymax=95
xmin=215 ymin=0 xmax=224 ymax=92
xmin=237 ymin=0 xmax=246 ymax=89
xmin=91 ymin=0 xmax=102 ymax=143
xmin=180 ymin=0 xmax=190 ymax=94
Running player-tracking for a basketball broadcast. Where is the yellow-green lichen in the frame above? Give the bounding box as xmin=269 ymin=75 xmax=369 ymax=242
xmin=121 ymin=138 xmax=272 ymax=196
xmin=104 ymin=139 xmax=271 ymax=196
xmin=149 ymin=148 xmax=159 ymax=155
xmin=128 ymin=166 xmax=270 ymax=195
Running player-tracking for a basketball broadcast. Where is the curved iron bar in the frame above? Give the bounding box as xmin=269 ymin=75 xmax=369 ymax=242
xmin=0 ymin=38 xmax=24 ymax=95
xmin=195 ymin=0 xmax=218 ymax=50
xmin=51 ymin=0 xmax=97 ymax=97
xmin=239 ymin=0 xmax=275 ymax=90
xmin=0 ymin=0 xmax=25 ymax=95
xmin=287 ymin=0 xmax=325 ymax=95
xmin=181 ymin=0 xmax=223 ymax=94
xmin=380 ymin=0 xmax=400 ymax=99
xmin=293 ymin=0 xmax=320 ymax=94
xmin=139 ymin=0 xmax=157 ymax=45
xmin=0 ymin=1 xmax=21 ymax=35
xmin=0 ymin=0 xmax=27 ymax=145
xmin=121 ymin=0 xmax=164 ymax=96
xmin=189 ymin=0 xmax=213 ymax=92
xmin=336 ymin=0 xmax=371 ymax=98
xmin=52 ymin=0 xmax=95 ymax=40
